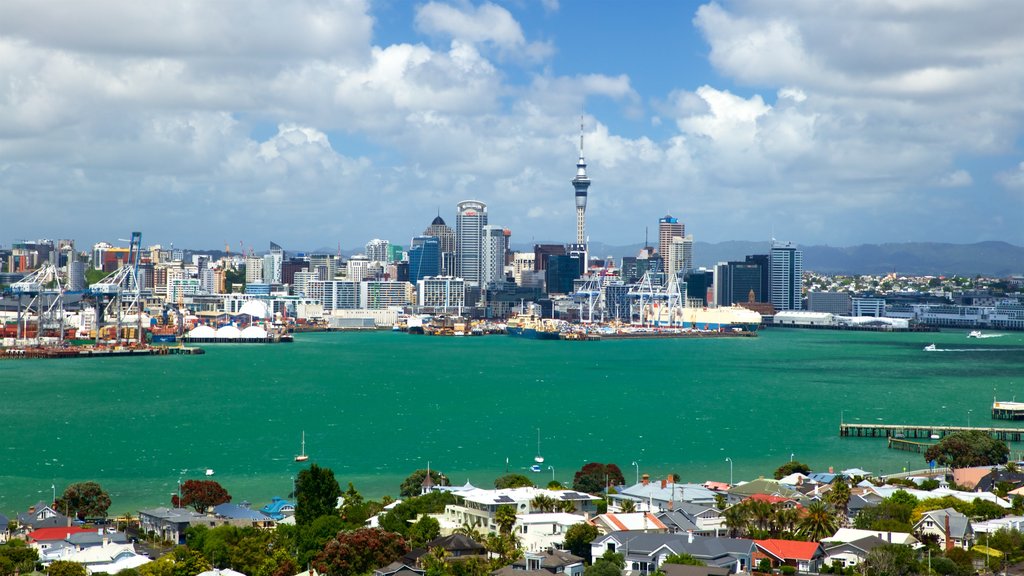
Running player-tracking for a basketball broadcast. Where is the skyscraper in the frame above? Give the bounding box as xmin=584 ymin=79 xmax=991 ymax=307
xmin=407 ymin=236 xmax=440 ymax=284
xmin=480 ymin=225 xmax=506 ymax=288
xmin=456 ymin=200 xmax=487 ymax=286
xmin=572 ymin=120 xmax=590 ymax=246
xmin=658 ymin=215 xmax=683 ymax=260
xmin=365 ymin=239 xmax=389 ymax=263
xmin=770 ymin=241 xmax=803 ymax=311
xmin=423 ymin=215 xmax=456 ymax=275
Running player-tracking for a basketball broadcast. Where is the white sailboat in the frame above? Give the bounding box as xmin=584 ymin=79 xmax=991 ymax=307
xmin=534 ymin=428 xmax=544 ymax=464
xmin=294 ymin=431 xmax=309 ymax=462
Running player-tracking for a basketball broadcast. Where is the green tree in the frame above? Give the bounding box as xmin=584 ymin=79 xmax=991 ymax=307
xmin=400 ymin=469 xmax=450 ymax=498
xmin=49 ymin=561 xmax=88 ymax=576
xmin=825 ymin=480 xmax=851 ymax=521
xmin=924 ymin=431 xmax=1009 ymax=469
xmin=173 ymin=479 xmax=231 ymax=512
xmin=862 ymin=544 xmax=919 ymax=576
xmin=485 ymin=532 xmax=522 ymax=566
xmin=407 ymin=516 xmax=441 ymax=548
xmin=664 ymin=552 xmax=706 ymax=566
xmin=169 ymin=546 xmax=211 ymax=576
xmin=0 ymin=539 xmax=39 ymax=576
xmin=55 ymin=481 xmax=112 ymax=519
xmin=619 ymin=499 xmax=637 ymax=513
xmin=971 ymin=497 xmax=1008 ymax=520
xmin=563 ymin=522 xmax=599 ymax=563
xmin=585 ymin=550 xmax=624 ymax=576
xmin=530 ymin=494 xmax=557 ymax=512
xmin=723 ymin=502 xmax=751 ymax=538
xmin=494 ymin=474 xmax=534 ymax=489
xmin=774 ymin=461 xmax=811 ymax=480
xmin=295 ymin=464 xmax=341 ymax=526
xmin=573 ymin=463 xmax=625 ymax=494
xmin=796 ymin=502 xmax=838 ymax=542
xmin=495 ymin=505 xmax=517 ymax=535
xmin=314 ymin=528 xmax=408 ymax=576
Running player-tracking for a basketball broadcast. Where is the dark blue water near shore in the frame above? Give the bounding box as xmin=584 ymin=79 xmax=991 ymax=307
xmin=2 ymin=328 xmax=1023 ymax=514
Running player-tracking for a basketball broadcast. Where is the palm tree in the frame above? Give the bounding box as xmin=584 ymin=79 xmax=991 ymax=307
xmin=774 ymin=506 xmax=800 ymax=538
xmin=495 ymin=504 xmax=517 ymax=535
xmin=619 ymin=499 xmax=637 ymax=513
xmin=531 ymin=494 xmax=556 ymax=513
xmin=825 ymin=481 xmax=852 ymax=525
xmin=797 ymin=501 xmax=838 ymax=542
xmin=454 ymin=523 xmax=484 ymax=541
xmin=749 ymin=500 xmax=774 ymax=536
xmin=723 ymin=503 xmax=751 ymax=538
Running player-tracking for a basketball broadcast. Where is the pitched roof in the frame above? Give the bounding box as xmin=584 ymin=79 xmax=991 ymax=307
xmin=661 ymin=565 xmax=731 ymax=576
xmin=593 ymin=532 xmax=754 ymax=567
xmin=594 ymin=512 xmax=667 ymax=532
xmin=755 ymin=539 xmax=824 ymax=561
xmin=213 ymin=504 xmax=274 ymax=522
xmin=425 ymin=533 xmax=485 ymax=552
xmin=729 ymin=479 xmax=801 ymax=499
xmin=27 ymin=527 xmax=94 ymax=541
xmin=916 ymin=508 xmax=972 ymax=539
xmin=824 ymin=536 xmax=889 ymax=555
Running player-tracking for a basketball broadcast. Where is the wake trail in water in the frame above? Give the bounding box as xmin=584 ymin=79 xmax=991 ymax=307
xmin=926 ymin=347 xmax=1015 ymax=352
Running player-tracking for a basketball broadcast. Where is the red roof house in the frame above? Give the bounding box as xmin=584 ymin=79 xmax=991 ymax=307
xmin=754 ymin=539 xmax=825 ymax=573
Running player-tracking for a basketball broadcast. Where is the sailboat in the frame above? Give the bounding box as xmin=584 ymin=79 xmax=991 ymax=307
xmin=294 ymin=431 xmax=309 ymax=462
xmin=534 ymin=428 xmax=544 ymax=464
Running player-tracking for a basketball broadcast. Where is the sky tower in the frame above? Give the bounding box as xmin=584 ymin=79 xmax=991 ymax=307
xmin=572 ymin=118 xmax=590 ymax=246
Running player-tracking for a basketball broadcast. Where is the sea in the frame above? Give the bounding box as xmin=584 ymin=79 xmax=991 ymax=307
xmin=2 ymin=328 xmax=1024 ymax=515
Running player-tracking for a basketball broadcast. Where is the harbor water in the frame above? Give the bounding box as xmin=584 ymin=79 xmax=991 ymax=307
xmin=2 ymin=328 xmax=1024 ymax=514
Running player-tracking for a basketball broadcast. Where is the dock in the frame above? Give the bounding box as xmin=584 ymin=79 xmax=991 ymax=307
xmin=840 ymin=423 xmax=1024 ymax=442
xmin=887 ymin=437 xmax=932 ymax=453
xmin=993 ymin=401 xmax=1024 ymax=421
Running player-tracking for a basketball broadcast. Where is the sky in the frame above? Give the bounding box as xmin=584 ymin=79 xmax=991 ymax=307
xmin=2 ymin=0 xmax=1024 ymax=253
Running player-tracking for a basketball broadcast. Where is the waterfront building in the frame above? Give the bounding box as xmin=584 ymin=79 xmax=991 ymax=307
xmin=408 ymin=236 xmax=440 ymax=284
xmin=365 ymin=239 xmax=389 ymax=263
xmin=308 ymin=254 xmax=336 ymax=280
xmin=887 ymin=302 xmax=1024 ymax=330
xmin=360 ymin=280 xmax=411 ymax=309
xmin=245 ymin=255 xmax=264 ymax=284
xmin=308 ymin=280 xmax=360 ymax=311
xmin=685 ymin=269 xmax=714 ymax=305
xmin=546 ymin=254 xmax=582 ymax=295
xmin=480 ymin=225 xmax=506 ymax=289
xmin=744 ymin=254 xmax=771 ymax=303
xmin=604 ymin=282 xmax=632 ymax=321
xmin=456 ymin=200 xmax=487 ymax=286
xmin=443 ymin=486 xmax=599 ymax=534
xmin=67 ymin=260 xmax=86 ymax=291
xmin=168 ymin=278 xmax=200 ymax=303
xmin=346 ymin=255 xmax=371 ymax=281
xmin=807 ymin=292 xmax=852 ymax=315
xmin=572 ymin=122 xmax=591 ymax=247
xmin=852 ymin=297 xmax=885 ymax=317
xmin=292 ymin=271 xmax=316 ymax=297
xmin=659 ymin=215 xmax=683 ymax=263
xmin=267 ymin=242 xmax=284 ymax=284
xmin=512 ymin=252 xmax=536 ymax=286
xmin=770 ymin=241 xmax=803 ymax=311
xmin=417 ymin=276 xmax=465 ymax=312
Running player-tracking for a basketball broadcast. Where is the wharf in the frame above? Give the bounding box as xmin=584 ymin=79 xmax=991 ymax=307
xmin=182 ymin=334 xmax=293 ymax=344
xmin=841 ymin=422 xmax=1024 ymax=442
xmin=597 ymin=330 xmax=757 ymax=340
xmin=2 ymin=345 xmax=204 ymax=360
xmin=992 ymin=401 xmax=1024 ymax=421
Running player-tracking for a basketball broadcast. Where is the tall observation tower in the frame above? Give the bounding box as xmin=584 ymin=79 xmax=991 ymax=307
xmin=572 ymin=119 xmax=590 ymax=246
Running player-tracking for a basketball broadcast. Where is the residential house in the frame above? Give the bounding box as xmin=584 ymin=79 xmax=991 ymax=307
xmin=31 ymin=528 xmax=149 ymax=573
xmin=491 ymin=549 xmax=585 ymax=576
xmin=951 ymin=467 xmax=997 ymax=491
xmin=727 ymin=479 xmax=802 ymax=501
xmin=138 ymin=507 xmax=213 ymax=545
xmin=373 ymin=562 xmax=423 ymax=576
xmin=0 ymin=513 xmax=9 ymax=543
xmin=589 ymin=513 xmax=667 ymax=536
xmin=590 ymin=531 xmax=755 ymax=574
xmin=610 ymin=477 xmax=719 ymax=511
xmin=660 ymin=566 xmax=730 ymax=576
xmin=211 ymin=503 xmax=276 ymax=529
xmin=753 ymin=539 xmax=825 ymax=573
xmin=515 ymin=512 xmax=586 ymax=552
xmin=442 ymin=487 xmax=600 ymax=533
xmin=259 ymin=497 xmax=296 ymax=521
xmin=402 ymin=534 xmax=486 ymax=569
xmin=821 ymin=528 xmax=920 ymax=548
xmin=656 ymin=502 xmax=726 ymax=537
xmin=914 ymin=508 xmax=974 ymax=550
xmin=27 ymin=526 xmax=96 ymax=553
xmin=973 ymin=516 xmax=1024 ymax=535
xmin=197 ymin=569 xmax=247 ymax=576
xmin=974 ymin=469 xmax=1024 ymax=493
xmin=823 ymin=536 xmax=890 ymax=570
xmin=869 ymin=485 xmax=1010 ymax=510
xmin=17 ymin=502 xmax=71 ymax=532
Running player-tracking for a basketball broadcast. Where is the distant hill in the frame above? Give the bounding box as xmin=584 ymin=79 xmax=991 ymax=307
xmin=574 ymin=240 xmax=1024 ymax=276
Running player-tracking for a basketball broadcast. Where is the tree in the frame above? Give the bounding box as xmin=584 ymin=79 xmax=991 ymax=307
xmin=49 ymin=561 xmax=88 ymax=576
xmin=314 ymin=528 xmax=408 ymax=576
xmin=563 ymin=523 xmax=599 ymax=563
xmin=0 ymin=540 xmax=39 ymax=576
xmin=407 ymin=516 xmax=441 ymax=548
xmin=585 ymin=550 xmax=624 ymax=576
xmin=825 ymin=480 xmax=851 ymax=521
xmin=774 ymin=461 xmax=811 ymax=480
xmin=485 ymin=532 xmax=522 ymax=566
xmin=664 ymin=553 xmax=706 ymax=566
xmin=295 ymin=464 xmax=341 ymax=526
xmin=619 ymin=499 xmax=637 ymax=513
xmin=55 ymin=481 xmax=111 ymax=519
xmin=573 ymin=463 xmax=625 ymax=494
xmin=494 ymin=474 xmax=534 ymax=489
xmin=924 ymin=431 xmax=1009 ymax=469
xmin=723 ymin=502 xmax=751 ymax=538
xmin=797 ymin=502 xmax=838 ymax=542
xmin=530 ymin=494 xmax=557 ymax=513
xmin=173 ymin=480 xmax=231 ymax=512
xmin=400 ymin=469 xmax=450 ymax=498
xmin=862 ymin=544 xmax=919 ymax=576
xmin=495 ymin=505 xmax=517 ymax=535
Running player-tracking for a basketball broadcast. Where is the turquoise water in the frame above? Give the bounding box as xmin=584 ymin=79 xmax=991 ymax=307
xmin=2 ymin=328 xmax=1024 ymax=515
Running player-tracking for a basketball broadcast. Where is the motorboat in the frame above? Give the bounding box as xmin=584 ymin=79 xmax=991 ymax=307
xmin=924 ymin=344 xmax=937 ymax=351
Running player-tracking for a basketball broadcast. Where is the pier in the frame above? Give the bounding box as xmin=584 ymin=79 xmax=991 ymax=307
xmin=992 ymin=401 xmax=1024 ymax=421
xmin=840 ymin=423 xmax=1024 ymax=442
xmin=887 ymin=437 xmax=932 ymax=453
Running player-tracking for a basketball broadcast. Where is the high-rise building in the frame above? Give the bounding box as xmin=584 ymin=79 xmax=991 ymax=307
xmin=770 ymin=241 xmax=803 ymax=311
xmin=572 ymin=121 xmax=591 ymax=247
xmin=658 ymin=215 xmax=684 ymax=260
xmin=417 ymin=276 xmax=465 ymax=312
xmin=408 ymin=236 xmax=440 ymax=284
xmin=347 ymin=255 xmax=371 ymax=281
xmin=245 ymin=255 xmax=264 ymax=284
xmin=745 ymin=254 xmax=771 ymax=303
xmin=423 ymin=215 xmax=456 ymax=276
xmin=365 ymin=239 xmax=389 ymax=263
xmin=456 ymin=200 xmax=487 ymax=286
xmin=268 ymin=242 xmax=284 ymax=284
xmin=545 ymin=254 xmax=582 ymax=295
xmin=666 ymin=236 xmax=686 ymax=277
xmin=480 ymin=225 xmax=506 ymax=288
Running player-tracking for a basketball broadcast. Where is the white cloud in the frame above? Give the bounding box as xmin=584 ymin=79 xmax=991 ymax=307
xmin=996 ymin=162 xmax=1024 ymax=190
xmin=937 ymin=169 xmax=973 ymax=188
xmin=414 ymin=2 xmax=553 ymax=61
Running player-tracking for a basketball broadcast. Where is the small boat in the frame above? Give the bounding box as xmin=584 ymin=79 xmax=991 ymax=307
xmin=924 ymin=344 xmax=937 ymax=351
xmin=968 ymin=331 xmax=983 ymax=338
xmin=930 ymin=434 xmax=941 ymax=439
xmin=534 ymin=428 xmax=544 ymax=464
xmin=294 ymin=431 xmax=309 ymax=462
xmin=205 ymin=469 xmax=215 ymax=476
xmin=530 ymin=464 xmax=542 ymax=473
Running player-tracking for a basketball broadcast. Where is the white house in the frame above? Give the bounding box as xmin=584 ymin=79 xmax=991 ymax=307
xmin=515 ymin=512 xmax=586 ymax=552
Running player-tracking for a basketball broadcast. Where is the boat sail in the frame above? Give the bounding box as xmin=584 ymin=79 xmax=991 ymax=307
xmin=294 ymin=431 xmax=309 ymax=462
xmin=534 ymin=428 xmax=544 ymax=464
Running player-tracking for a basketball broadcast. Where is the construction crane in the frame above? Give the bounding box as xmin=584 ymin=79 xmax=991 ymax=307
xmin=9 ymin=263 xmax=66 ymax=343
xmin=89 ymin=232 xmax=144 ymax=345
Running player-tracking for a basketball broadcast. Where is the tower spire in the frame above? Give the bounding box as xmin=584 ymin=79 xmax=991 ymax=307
xmin=572 ymin=117 xmax=591 ymax=248
xmin=579 ymin=115 xmax=585 ymax=159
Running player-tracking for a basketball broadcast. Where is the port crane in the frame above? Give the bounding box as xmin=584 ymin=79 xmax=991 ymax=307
xmin=89 ymin=231 xmax=144 ymax=344
xmin=8 ymin=263 xmax=66 ymax=343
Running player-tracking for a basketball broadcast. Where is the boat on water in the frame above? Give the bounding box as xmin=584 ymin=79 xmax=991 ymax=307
xmin=530 ymin=464 xmax=542 ymax=473
xmin=968 ymin=330 xmax=983 ymax=338
xmin=924 ymin=344 xmax=937 ymax=351
xmin=534 ymin=428 xmax=544 ymax=464
xmin=294 ymin=431 xmax=309 ymax=462
xmin=506 ymin=313 xmax=563 ymax=340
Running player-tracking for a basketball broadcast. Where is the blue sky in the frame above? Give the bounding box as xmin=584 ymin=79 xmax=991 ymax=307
xmin=1 ymin=0 xmax=1023 ymax=253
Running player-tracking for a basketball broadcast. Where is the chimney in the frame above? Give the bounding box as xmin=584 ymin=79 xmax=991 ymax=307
xmin=829 ymin=466 xmax=834 ymax=474
xmin=944 ymin=514 xmax=953 ymax=552
xmin=687 ymin=530 xmax=694 ymax=544
xmin=642 ymin=474 xmax=650 ymax=486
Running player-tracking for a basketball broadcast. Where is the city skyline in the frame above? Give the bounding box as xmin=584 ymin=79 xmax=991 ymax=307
xmin=2 ymin=1 xmax=1024 ymax=250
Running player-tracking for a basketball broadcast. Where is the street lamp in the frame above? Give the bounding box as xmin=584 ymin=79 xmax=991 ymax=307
xmin=968 ymin=409 xmax=973 ymax=428
xmin=725 ymin=457 xmax=733 ymax=486
xmin=790 ymin=453 xmax=794 ymax=462
xmin=631 ymin=461 xmax=639 ymax=485
xmin=548 ymin=466 xmax=555 ymax=482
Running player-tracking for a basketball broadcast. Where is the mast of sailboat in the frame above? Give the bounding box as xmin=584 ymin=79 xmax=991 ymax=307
xmin=535 ymin=428 xmax=544 ymax=463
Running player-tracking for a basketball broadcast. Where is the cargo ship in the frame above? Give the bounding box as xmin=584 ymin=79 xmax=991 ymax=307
xmin=506 ymin=313 xmax=563 ymax=340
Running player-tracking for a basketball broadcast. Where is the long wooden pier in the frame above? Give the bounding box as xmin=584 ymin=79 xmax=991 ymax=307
xmin=887 ymin=437 xmax=931 ymax=453
xmin=841 ymin=423 xmax=1024 ymax=442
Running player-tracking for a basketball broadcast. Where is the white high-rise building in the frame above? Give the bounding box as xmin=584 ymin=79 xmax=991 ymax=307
xmin=770 ymin=241 xmax=803 ymax=311
xmin=512 ymin=252 xmax=536 ymax=286
xmin=456 ymin=200 xmax=487 ymax=286
xmin=347 ymin=256 xmax=371 ymax=281
xmin=267 ymin=242 xmax=284 ymax=284
xmin=245 ymin=255 xmax=264 ymax=284
xmin=365 ymin=239 xmax=390 ymax=263
xmin=417 ymin=276 xmax=465 ymax=312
